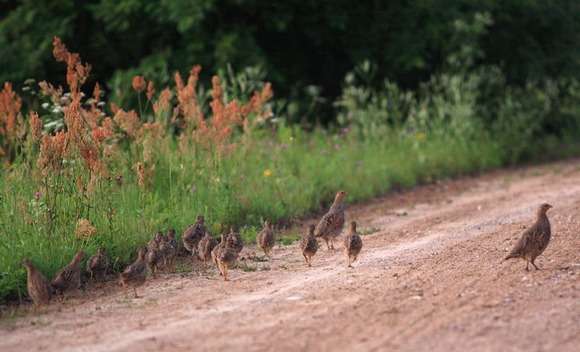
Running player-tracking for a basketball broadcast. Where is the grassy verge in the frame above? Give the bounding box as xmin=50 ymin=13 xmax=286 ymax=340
xmin=0 ymin=126 xmax=507 ymax=301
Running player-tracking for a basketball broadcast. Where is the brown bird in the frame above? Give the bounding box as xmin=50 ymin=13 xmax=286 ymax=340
xmin=211 ymin=233 xmax=227 ymax=273
xmin=183 ymin=216 xmax=206 ymax=259
xmin=504 ymin=203 xmax=553 ymax=271
xmin=162 ymin=228 xmax=178 ymax=271
xmin=315 ymin=191 xmax=347 ymax=250
xmin=198 ymin=231 xmax=218 ymax=266
xmin=256 ymin=220 xmax=275 ymax=258
xmin=86 ymin=247 xmax=109 ymax=281
xmin=301 ymin=225 xmax=319 ymax=267
xmin=215 ymin=233 xmax=240 ymax=281
xmin=146 ymin=241 xmax=163 ymax=278
xmin=344 ymin=221 xmax=363 ymax=268
xmin=148 ymin=231 xmax=164 ymax=251
xmin=51 ymin=251 xmax=85 ymax=296
xmin=22 ymin=259 xmax=52 ymax=306
xmin=228 ymin=227 xmax=244 ymax=255
xmin=120 ymin=247 xmax=148 ymax=297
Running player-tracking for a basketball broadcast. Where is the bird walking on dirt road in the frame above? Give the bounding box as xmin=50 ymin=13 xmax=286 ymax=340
xmin=198 ymin=231 xmax=218 ymax=266
xmin=215 ymin=233 xmax=240 ymax=281
xmin=344 ymin=221 xmax=363 ymax=268
xmin=120 ymin=247 xmax=148 ymax=297
xmin=211 ymin=233 xmax=227 ymax=273
xmin=22 ymin=259 xmax=52 ymax=306
xmin=315 ymin=191 xmax=347 ymax=250
xmin=160 ymin=229 xmax=178 ymax=272
xmin=183 ymin=216 xmax=206 ymax=260
xmin=257 ymin=220 xmax=275 ymax=258
xmin=87 ymin=248 xmax=109 ymax=281
xmin=301 ymin=224 xmax=319 ymax=267
xmin=146 ymin=240 xmax=163 ymax=278
xmin=228 ymin=227 xmax=244 ymax=255
xmin=51 ymin=251 xmax=85 ymax=296
xmin=504 ymin=203 xmax=553 ymax=271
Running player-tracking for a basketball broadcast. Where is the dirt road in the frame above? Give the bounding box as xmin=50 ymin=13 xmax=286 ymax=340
xmin=1 ymin=160 xmax=579 ymax=352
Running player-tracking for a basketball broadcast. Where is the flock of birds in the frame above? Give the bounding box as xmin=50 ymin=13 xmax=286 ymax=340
xmin=21 ymin=191 xmax=553 ymax=307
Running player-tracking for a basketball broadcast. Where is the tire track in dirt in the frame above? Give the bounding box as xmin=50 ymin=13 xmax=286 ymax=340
xmin=1 ymin=160 xmax=580 ymax=352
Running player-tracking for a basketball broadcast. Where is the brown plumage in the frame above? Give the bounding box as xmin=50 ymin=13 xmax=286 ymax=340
xmin=198 ymin=231 xmax=218 ymax=265
xmin=228 ymin=227 xmax=244 ymax=255
xmin=211 ymin=234 xmax=227 ymax=274
xmin=51 ymin=251 xmax=85 ymax=296
xmin=256 ymin=220 xmax=275 ymax=258
xmin=164 ymin=229 xmax=178 ymax=270
xmin=215 ymin=233 xmax=240 ymax=281
xmin=147 ymin=231 xmax=164 ymax=251
xmin=505 ymin=203 xmax=553 ymax=271
xmin=120 ymin=247 xmax=148 ymax=297
xmin=146 ymin=241 xmax=162 ymax=278
xmin=22 ymin=259 xmax=52 ymax=306
xmin=315 ymin=191 xmax=347 ymax=250
xmin=301 ymin=225 xmax=319 ymax=267
xmin=183 ymin=216 xmax=206 ymax=258
xmin=86 ymin=248 xmax=109 ymax=281
xmin=344 ymin=221 xmax=363 ymax=268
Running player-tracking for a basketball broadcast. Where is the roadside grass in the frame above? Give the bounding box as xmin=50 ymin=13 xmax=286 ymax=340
xmin=0 ymin=127 xmax=506 ymax=301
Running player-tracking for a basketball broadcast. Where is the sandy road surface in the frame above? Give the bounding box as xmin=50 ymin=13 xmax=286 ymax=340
xmin=1 ymin=160 xmax=580 ymax=352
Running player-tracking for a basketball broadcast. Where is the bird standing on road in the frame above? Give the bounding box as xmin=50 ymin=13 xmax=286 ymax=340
xmin=504 ymin=203 xmax=553 ymax=271
xmin=344 ymin=221 xmax=363 ymax=268
xmin=23 ymin=259 xmax=52 ymax=306
xmin=257 ymin=220 xmax=275 ymax=258
xmin=120 ymin=247 xmax=148 ymax=297
xmin=315 ymin=191 xmax=347 ymax=250
xmin=301 ymin=224 xmax=319 ymax=267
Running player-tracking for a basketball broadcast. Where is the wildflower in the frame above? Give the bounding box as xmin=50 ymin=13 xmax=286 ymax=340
xmin=132 ymin=75 xmax=146 ymax=92
xmin=263 ymin=169 xmax=273 ymax=177
xmin=415 ymin=132 xmax=426 ymax=142
xmin=153 ymin=88 xmax=172 ymax=115
xmin=29 ymin=111 xmax=43 ymax=140
xmin=34 ymin=191 xmax=42 ymax=201
xmin=75 ymin=218 xmax=97 ymax=240
xmin=114 ymin=109 xmax=141 ymax=138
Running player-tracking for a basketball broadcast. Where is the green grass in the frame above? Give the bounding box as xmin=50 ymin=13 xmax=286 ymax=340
xmin=0 ymin=125 xmax=511 ymax=302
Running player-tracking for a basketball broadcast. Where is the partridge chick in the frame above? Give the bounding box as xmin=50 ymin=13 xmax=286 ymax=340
xmin=228 ymin=227 xmax=244 ymax=255
xmin=344 ymin=221 xmax=363 ymax=268
xmin=505 ymin=203 xmax=553 ymax=271
xmin=301 ymin=225 xmax=319 ymax=267
xmin=120 ymin=247 xmax=148 ymax=297
xmin=315 ymin=191 xmax=347 ymax=250
xmin=183 ymin=215 xmax=206 ymax=259
xmin=211 ymin=234 xmax=227 ymax=273
xmin=22 ymin=259 xmax=52 ymax=306
xmin=198 ymin=231 xmax=218 ymax=266
xmin=216 ymin=234 xmax=240 ymax=281
xmin=86 ymin=247 xmax=109 ymax=281
xmin=162 ymin=229 xmax=178 ymax=271
xmin=146 ymin=240 xmax=163 ymax=278
xmin=256 ymin=220 xmax=275 ymax=258
xmin=51 ymin=251 xmax=85 ymax=296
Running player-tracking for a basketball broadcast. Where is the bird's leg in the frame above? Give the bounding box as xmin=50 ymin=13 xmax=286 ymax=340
xmin=531 ymin=259 xmax=540 ymax=271
xmin=303 ymin=254 xmax=308 ymax=266
xmin=347 ymin=255 xmax=352 ymax=268
xmin=330 ymin=239 xmax=335 ymax=250
xmin=223 ymin=264 xmax=229 ymax=281
xmin=133 ymin=288 xmax=139 ymax=298
xmin=525 ymin=261 xmax=530 ymax=271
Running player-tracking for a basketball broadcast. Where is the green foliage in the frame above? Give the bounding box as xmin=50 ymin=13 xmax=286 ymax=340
xmin=2 ymin=1 xmax=580 ymax=123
